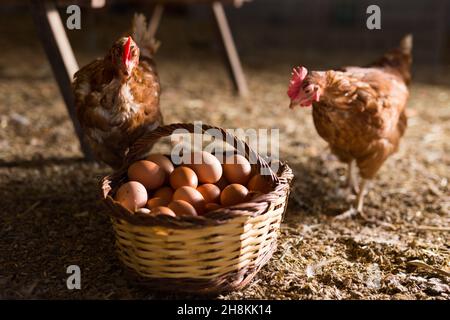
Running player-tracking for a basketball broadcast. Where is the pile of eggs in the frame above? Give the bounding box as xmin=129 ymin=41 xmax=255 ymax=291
xmin=114 ymin=152 xmax=272 ymax=217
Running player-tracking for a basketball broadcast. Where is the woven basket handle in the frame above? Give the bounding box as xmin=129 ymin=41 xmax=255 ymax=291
xmin=125 ymin=123 xmax=280 ymax=185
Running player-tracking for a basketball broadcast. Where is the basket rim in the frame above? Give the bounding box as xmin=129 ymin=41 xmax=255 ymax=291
xmin=125 ymin=123 xmax=280 ymax=185
xmin=101 ymin=163 xmax=293 ymax=228
xmin=99 ymin=123 xmax=294 ymax=229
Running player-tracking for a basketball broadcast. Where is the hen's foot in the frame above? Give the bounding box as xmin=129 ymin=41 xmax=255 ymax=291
xmin=333 ymin=207 xmax=375 ymax=223
xmin=334 ymin=179 xmax=368 ymax=220
xmin=333 ymin=206 xmax=358 ymax=220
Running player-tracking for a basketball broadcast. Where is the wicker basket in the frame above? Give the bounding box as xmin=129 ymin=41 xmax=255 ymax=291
xmin=100 ymin=123 xmax=293 ymax=294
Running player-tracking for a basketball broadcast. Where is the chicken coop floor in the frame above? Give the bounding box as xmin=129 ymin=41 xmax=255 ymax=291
xmin=0 ymin=13 xmax=449 ymax=299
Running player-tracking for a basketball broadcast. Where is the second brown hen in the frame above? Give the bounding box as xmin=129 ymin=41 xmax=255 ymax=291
xmin=287 ymin=35 xmax=413 ymax=217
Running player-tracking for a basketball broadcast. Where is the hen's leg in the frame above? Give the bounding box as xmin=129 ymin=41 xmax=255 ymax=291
xmin=356 ymin=179 xmax=367 ymax=213
xmin=346 ymin=161 xmax=359 ymax=194
xmin=334 ymin=179 xmax=368 ymax=220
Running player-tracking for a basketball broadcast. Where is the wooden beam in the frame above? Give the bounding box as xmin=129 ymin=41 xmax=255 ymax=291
xmin=45 ymin=3 xmax=79 ymax=80
xmin=91 ymin=0 xmax=106 ymax=8
xmin=211 ymin=1 xmax=249 ymax=97
xmin=29 ymin=0 xmax=94 ymax=160
xmin=56 ymin=0 xmax=105 ymax=7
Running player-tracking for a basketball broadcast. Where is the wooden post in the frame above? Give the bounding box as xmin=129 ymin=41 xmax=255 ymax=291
xmin=90 ymin=0 xmax=105 ymax=8
xmin=211 ymin=1 xmax=249 ymax=97
xmin=29 ymin=0 xmax=94 ymax=160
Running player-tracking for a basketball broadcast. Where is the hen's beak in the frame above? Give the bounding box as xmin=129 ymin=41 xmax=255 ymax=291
xmin=124 ymin=61 xmax=132 ymax=76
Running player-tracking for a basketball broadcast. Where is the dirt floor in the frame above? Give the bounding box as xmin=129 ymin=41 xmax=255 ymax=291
xmin=0 ymin=13 xmax=449 ymax=300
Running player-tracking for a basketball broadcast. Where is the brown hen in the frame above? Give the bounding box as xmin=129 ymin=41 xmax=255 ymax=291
xmin=287 ymin=35 xmax=412 ymax=217
xmin=73 ymin=14 xmax=162 ymax=169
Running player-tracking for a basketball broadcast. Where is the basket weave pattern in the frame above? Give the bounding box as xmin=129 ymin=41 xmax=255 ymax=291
xmin=101 ymin=123 xmax=293 ymax=294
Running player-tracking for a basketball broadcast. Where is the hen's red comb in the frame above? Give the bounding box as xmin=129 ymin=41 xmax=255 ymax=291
xmin=122 ymin=36 xmax=132 ymax=66
xmin=287 ymin=66 xmax=308 ymax=99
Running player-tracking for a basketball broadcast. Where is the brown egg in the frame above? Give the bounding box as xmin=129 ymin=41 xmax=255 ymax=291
xmin=168 ymin=200 xmax=197 ymax=216
xmin=170 ymin=166 xmax=198 ymax=189
xmin=220 ymin=184 xmax=249 ymax=207
xmin=136 ymin=208 xmax=151 ymax=215
xmin=115 ymin=181 xmax=148 ymax=212
xmin=127 ymin=160 xmax=165 ymax=190
xmin=197 ymin=184 xmax=221 ymax=204
xmin=152 ymin=206 xmax=176 ymax=217
xmin=223 ymin=154 xmax=252 ymax=185
xmin=215 ymin=175 xmax=229 ymax=191
xmin=173 ymin=186 xmax=206 ymax=214
xmin=247 ymin=174 xmax=272 ymax=194
xmin=205 ymin=203 xmax=221 ymax=212
xmin=249 ymin=164 xmax=259 ymax=178
xmin=146 ymin=197 xmax=168 ymax=209
xmin=146 ymin=154 xmax=174 ymax=181
xmin=153 ymin=186 xmax=174 ymax=204
xmin=185 ymin=151 xmax=222 ymax=184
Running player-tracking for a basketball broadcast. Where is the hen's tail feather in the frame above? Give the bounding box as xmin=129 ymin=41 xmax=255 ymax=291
xmin=399 ymin=34 xmax=413 ymax=55
xmin=132 ymin=13 xmax=160 ymax=59
xmin=370 ymin=34 xmax=413 ymax=85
